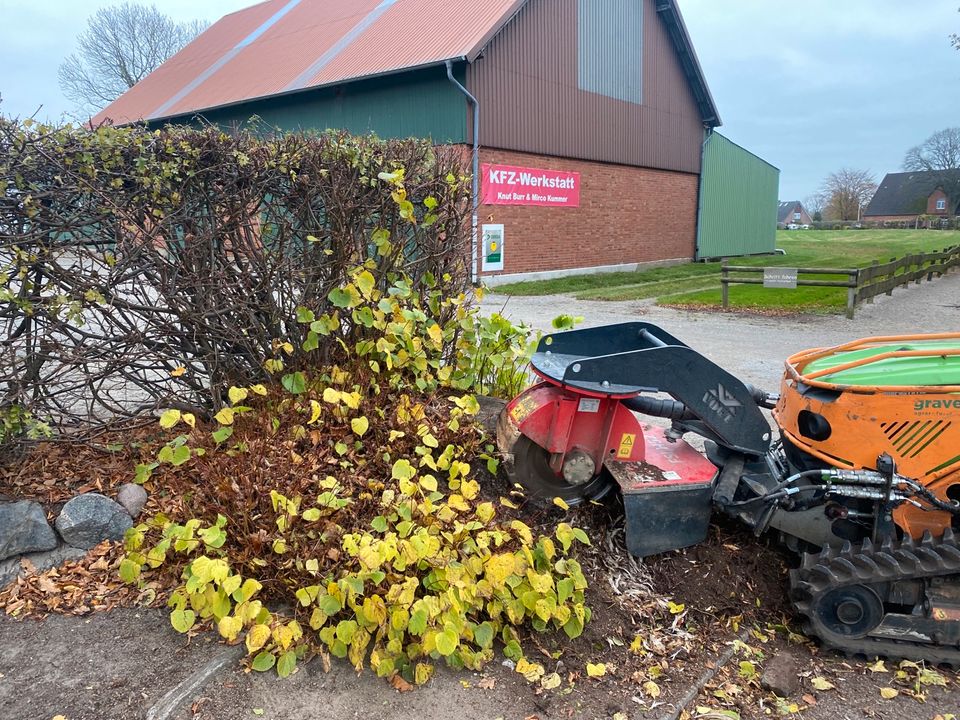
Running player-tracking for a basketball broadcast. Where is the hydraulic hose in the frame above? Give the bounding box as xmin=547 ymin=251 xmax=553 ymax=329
xmin=621 ymin=395 xmax=695 ymax=421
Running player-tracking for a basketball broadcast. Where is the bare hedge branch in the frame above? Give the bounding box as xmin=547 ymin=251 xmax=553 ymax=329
xmin=0 ymin=119 xmax=471 ymax=443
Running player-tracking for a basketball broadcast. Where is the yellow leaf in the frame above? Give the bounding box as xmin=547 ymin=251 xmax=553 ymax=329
xmin=810 ymin=677 xmax=835 ymax=691
xmin=427 ymin=323 xmax=443 ymax=346
xmin=228 ymin=386 xmax=248 ymax=404
xmin=516 ymin=658 xmax=545 ymax=682
xmin=879 ymin=687 xmax=898 ymax=699
xmin=867 ymin=659 xmax=888 ymax=673
xmin=355 ymin=270 xmax=376 ymax=299
xmin=159 ymin=409 xmax=181 ymax=429
xmin=419 ymin=475 xmax=438 ymax=492
xmin=668 ymin=600 xmax=686 ymax=615
xmin=214 ymin=407 xmax=235 ymax=426
xmin=540 ymin=672 xmax=561 ymax=690
xmin=500 ymin=497 xmax=518 ymax=509
xmin=351 ymin=416 xmax=369 ymax=437
xmin=553 ymin=497 xmax=570 ymax=511
xmin=643 ymin=680 xmax=661 ymax=698
xmin=323 ymin=387 xmax=341 ymax=405
xmin=586 ymin=662 xmax=606 ymax=678
xmin=170 ymin=366 xmax=186 ymax=377
xmin=309 ymin=400 xmax=322 ymax=425
xmin=250 ymin=384 xmax=268 ymax=396
xmin=217 ymin=615 xmax=244 ymax=642
xmin=181 ymin=413 xmax=196 ymax=429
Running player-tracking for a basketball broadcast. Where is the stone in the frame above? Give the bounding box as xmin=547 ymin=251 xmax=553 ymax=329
xmin=0 ymin=500 xmax=58 ymax=561
xmin=760 ymin=650 xmax=802 ymax=697
xmin=0 ymin=543 xmax=87 ymax=588
xmin=55 ymin=493 xmax=133 ymax=549
xmin=115 ymin=483 xmax=148 ymax=518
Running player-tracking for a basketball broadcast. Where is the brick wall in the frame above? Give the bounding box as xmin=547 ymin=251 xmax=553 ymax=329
xmin=468 ymin=147 xmax=699 ymax=278
xmin=928 ymin=189 xmax=949 ymax=215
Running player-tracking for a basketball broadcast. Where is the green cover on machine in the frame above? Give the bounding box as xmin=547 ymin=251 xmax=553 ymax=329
xmin=805 ymin=340 xmax=960 ymax=387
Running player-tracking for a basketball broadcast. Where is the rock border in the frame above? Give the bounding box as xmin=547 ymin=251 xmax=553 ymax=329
xmin=0 ymin=483 xmax=148 ymax=589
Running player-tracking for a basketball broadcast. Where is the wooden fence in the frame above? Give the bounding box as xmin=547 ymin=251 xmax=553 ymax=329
xmin=721 ymin=245 xmax=960 ymax=319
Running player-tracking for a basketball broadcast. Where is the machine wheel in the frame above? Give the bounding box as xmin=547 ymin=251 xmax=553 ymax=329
xmin=507 ymin=434 xmax=615 ymax=506
xmin=790 ymin=531 xmax=960 ymax=665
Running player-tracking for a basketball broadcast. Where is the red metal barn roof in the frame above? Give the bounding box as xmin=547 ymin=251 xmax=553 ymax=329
xmin=93 ymin=0 xmax=526 ymax=125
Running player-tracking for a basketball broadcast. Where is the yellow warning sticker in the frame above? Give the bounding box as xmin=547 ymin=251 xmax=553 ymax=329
xmin=617 ymin=433 xmax=636 ymax=459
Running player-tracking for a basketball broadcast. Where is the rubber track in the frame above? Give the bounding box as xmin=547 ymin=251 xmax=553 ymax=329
xmin=790 ymin=529 xmax=960 ymax=666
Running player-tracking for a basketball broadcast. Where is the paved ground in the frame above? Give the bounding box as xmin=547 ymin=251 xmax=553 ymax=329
xmin=481 ymin=269 xmax=960 ymax=391
xmin=2 ymin=272 xmax=959 ymax=720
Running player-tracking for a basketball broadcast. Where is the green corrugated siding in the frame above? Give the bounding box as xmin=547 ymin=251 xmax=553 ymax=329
xmin=697 ymin=132 xmax=779 ymax=259
xmin=163 ymin=66 xmax=468 ymax=142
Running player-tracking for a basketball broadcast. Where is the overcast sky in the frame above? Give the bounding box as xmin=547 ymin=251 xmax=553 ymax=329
xmin=1 ymin=0 xmax=957 ymax=202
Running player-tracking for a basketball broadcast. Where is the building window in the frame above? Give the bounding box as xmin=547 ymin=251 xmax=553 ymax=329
xmin=793 ymin=212 xmax=801 ymax=221
xmin=936 ymin=199 xmax=947 ymax=211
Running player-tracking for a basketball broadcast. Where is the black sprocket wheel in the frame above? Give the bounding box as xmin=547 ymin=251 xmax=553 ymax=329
xmin=790 ymin=530 xmax=960 ymax=666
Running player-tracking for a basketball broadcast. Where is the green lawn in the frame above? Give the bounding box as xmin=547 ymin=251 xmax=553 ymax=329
xmin=492 ymin=230 xmax=960 ymax=313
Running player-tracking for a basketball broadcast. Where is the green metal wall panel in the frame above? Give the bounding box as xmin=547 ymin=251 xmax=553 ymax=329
xmin=163 ymin=66 xmax=468 ymax=143
xmin=697 ymin=132 xmax=779 ymax=259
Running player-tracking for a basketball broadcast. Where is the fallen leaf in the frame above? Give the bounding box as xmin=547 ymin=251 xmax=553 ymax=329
xmin=643 ymin=680 xmax=661 ymax=698
xmin=810 ymin=677 xmax=835 ymax=691
xmin=867 ymin=659 xmax=887 ymax=673
xmin=586 ymin=662 xmax=606 ymax=678
xmin=801 ymin=694 xmax=817 ymax=706
xmin=477 ymin=677 xmax=496 ymax=690
xmin=879 ymin=687 xmax=898 ymax=699
xmin=390 ymin=674 xmax=413 ymax=693
xmin=541 ymin=672 xmax=561 ymax=690
xmin=252 ymin=710 xmax=264 ymax=717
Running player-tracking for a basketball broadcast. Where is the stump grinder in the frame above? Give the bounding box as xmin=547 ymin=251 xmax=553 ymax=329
xmin=496 ymin=322 xmax=960 ymax=663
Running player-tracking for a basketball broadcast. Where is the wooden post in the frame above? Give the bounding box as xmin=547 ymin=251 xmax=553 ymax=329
xmin=866 ymin=260 xmax=878 ymax=303
xmin=721 ymin=261 xmax=729 ymax=309
xmin=846 ymin=269 xmax=858 ymax=320
xmin=886 ymin=256 xmax=896 ymax=296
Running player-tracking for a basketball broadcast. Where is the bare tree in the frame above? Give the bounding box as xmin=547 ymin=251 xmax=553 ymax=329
xmin=820 ymin=168 xmax=877 ymax=221
xmin=59 ymin=3 xmax=208 ymax=115
xmin=903 ymin=128 xmax=960 ymax=172
xmin=804 ymin=192 xmax=827 ymax=222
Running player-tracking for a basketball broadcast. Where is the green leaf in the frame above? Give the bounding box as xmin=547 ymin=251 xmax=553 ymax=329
xmin=170 ymin=444 xmax=191 ymax=466
xmin=318 ymin=594 xmax=341 ymax=616
xmin=251 ymin=651 xmax=276 ymax=672
xmin=391 ymin=459 xmax=416 ymax=481
xmin=370 ymin=516 xmax=388 ymax=533
xmin=474 ymin=622 xmax=494 ymax=649
xmin=296 ymin=306 xmax=315 ymax=323
xmin=119 ymin=558 xmax=141 ymax=584
xmin=302 ymin=508 xmax=321 ymax=522
xmin=328 ymin=288 xmax=353 ymax=309
xmin=281 ymin=372 xmax=307 ymax=395
xmin=212 ymin=426 xmax=234 ymax=444
xmin=302 ymin=330 xmax=319 ymax=352
xmin=170 ymin=608 xmax=196 ymax=633
xmin=435 ymin=628 xmax=459 ymax=656
xmin=274 ymin=652 xmax=298 ymax=681
xmin=134 ymin=462 xmax=159 ymax=485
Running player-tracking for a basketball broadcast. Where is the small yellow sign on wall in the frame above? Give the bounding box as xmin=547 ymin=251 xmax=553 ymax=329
xmin=617 ymin=433 xmax=636 ymax=459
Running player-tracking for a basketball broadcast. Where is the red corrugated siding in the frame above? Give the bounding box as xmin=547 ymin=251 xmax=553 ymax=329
xmin=97 ymin=1 xmax=281 ymax=125
xmin=468 ymin=0 xmax=705 ymax=173
xmin=94 ymin=0 xmax=521 ymax=125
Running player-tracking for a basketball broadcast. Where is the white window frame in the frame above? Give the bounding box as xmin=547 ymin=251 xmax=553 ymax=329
xmin=936 ymin=199 xmax=947 ymax=211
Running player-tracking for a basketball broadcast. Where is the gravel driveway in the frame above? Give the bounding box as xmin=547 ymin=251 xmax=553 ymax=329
xmin=481 ymin=269 xmax=960 ymax=391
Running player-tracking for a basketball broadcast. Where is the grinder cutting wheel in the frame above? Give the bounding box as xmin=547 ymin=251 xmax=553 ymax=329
xmin=497 ymin=322 xmax=960 ymax=664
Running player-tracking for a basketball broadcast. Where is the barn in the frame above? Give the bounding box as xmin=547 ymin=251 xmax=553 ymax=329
xmin=94 ymin=0 xmax=778 ymax=284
